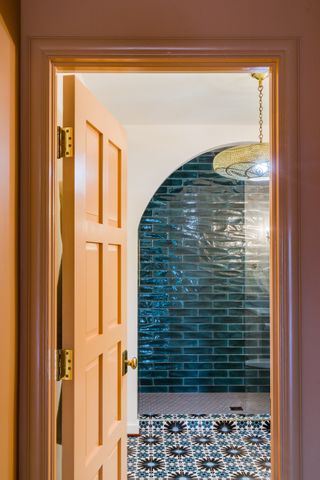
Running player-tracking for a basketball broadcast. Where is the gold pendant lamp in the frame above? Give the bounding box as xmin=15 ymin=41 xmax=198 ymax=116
xmin=213 ymin=73 xmax=269 ymax=181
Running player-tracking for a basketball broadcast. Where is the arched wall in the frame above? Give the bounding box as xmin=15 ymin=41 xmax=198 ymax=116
xmin=126 ymin=123 xmax=268 ymax=431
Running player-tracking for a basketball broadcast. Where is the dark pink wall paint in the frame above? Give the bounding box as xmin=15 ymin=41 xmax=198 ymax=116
xmin=20 ymin=1 xmax=320 ymax=478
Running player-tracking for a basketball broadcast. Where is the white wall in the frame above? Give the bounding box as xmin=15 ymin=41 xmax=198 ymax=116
xmin=126 ymin=123 xmax=267 ymax=432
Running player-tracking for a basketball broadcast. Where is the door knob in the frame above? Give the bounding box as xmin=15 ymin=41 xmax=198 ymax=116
xmin=127 ymin=357 xmax=138 ymax=370
xmin=122 ymin=350 xmax=138 ymax=375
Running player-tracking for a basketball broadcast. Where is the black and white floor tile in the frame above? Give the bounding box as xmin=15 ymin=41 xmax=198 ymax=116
xmin=128 ymin=414 xmax=271 ymax=479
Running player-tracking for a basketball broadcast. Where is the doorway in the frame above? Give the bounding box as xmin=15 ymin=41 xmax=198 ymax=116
xmin=19 ymin=40 xmax=296 ymax=478
xmin=56 ymin=71 xmax=272 ymax=479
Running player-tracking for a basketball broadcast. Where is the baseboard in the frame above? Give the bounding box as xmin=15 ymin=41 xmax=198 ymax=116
xmin=127 ymin=420 xmax=139 ymax=435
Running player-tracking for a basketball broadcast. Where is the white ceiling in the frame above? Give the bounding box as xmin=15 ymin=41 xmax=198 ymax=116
xmin=79 ymin=72 xmax=270 ymax=126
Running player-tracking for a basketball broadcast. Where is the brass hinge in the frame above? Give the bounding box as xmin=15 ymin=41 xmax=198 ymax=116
xmin=56 ymin=349 xmax=73 ymax=381
xmin=57 ymin=126 xmax=73 ymax=159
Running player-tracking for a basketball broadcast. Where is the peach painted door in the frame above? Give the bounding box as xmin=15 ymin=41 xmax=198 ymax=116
xmin=62 ymin=75 xmax=127 ymax=480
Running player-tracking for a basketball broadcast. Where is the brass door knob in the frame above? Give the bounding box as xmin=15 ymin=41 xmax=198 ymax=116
xmin=126 ymin=357 xmax=138 ymax=370
xmin=122 ymin=350 xmax=138 ymax=375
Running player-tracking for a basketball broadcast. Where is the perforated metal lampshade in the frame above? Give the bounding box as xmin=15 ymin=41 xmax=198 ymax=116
xmin=213 ymin=142 xmax=270 ymax=181
xmin=213 ymin=72 xmax=270 ymax=181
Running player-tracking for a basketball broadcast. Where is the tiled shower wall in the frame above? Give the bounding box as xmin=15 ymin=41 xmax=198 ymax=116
xmin=138 ymin=150 xmax=270 ymax=393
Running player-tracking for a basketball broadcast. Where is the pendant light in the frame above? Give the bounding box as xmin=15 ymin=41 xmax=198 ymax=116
xmin=213 ymin=73 xmax=269 ymax=181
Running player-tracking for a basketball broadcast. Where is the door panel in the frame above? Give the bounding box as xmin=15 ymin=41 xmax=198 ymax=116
xmin=106 ymin=244 xmax=121 ymax=327
xmin=85 ymin=123 xmax=102 ymax=223
xmin=62 ymin=75 xmax=127 ymax=480
xmin=106 ymin=141 xmax=122 ymax=227
xmin=85 ymin=242 xmax=102 ymax=338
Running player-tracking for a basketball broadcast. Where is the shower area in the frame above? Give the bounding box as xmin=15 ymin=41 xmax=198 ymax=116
xmin=137 ymin=147 xmax=270 ymax=416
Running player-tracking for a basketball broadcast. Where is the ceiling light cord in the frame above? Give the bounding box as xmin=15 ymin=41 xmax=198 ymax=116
xmin=258 ymin=78 xmax=264 ymax=144
xmin=251 ymin=72 xmax=267 ymax=144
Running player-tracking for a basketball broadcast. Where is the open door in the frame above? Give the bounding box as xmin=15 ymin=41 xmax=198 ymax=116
xmin=61 ymin=75 xmax=128 ymax=480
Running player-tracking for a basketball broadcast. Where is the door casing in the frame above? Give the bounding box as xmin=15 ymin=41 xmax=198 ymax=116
xmin=19 ymin=37 xmax=301 ymax=480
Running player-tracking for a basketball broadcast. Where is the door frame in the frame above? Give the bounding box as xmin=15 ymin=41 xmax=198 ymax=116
xmin=19 ymin=37 xmax=300 ymax=480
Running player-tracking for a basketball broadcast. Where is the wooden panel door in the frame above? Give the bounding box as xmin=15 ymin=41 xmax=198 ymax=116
xmin=62 ymin=75 xmax=127 ymax=480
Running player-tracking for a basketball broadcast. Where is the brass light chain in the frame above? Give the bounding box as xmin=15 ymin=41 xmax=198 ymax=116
xmin=258 ymin=78 xmax=264 ymax=144
xmin=251 ymin=72 xmax=267 ymax=145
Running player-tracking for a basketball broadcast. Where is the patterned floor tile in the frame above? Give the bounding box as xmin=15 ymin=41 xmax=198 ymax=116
xmin=128 ymin=414 xmax=271 ymax=480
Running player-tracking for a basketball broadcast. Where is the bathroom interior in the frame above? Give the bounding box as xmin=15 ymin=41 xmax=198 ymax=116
xmin=56 ymin=71 xmax=271 ymax=479
xmin=138 ymin=145 xmax=270 ymax=416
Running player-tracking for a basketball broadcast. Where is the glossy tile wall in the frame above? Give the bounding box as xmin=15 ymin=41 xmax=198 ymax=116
xmin=138 ymin=150 xmax=270 ymax=393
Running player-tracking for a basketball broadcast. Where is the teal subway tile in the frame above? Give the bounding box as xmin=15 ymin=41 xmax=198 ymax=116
xmin=167 ymin=355 xmax=198 ymax=362
xmin=183 ymin=347 xmax=212 ymax=355
xmin=184 ymin=332 xmax=212 ymax=340
xmin=184 ymin=362 xmax=214 ymax=370
xmin=214 ymin=363 xmax=243 ymax=370
xmin=198 ymin=340 xmax=228 ymax=347
xmin=201 ymin=370 xmax=227 ymax=378
xmin=198 ymin=355 xmax=228 ymax=363
xmin=184 ymin=378 xmax=214 ymax=386
xmin=168 ymin=386 xmax=199 ymax=393
xmin=214 ymin=378 xmax=244 ymax=386
xmin=197 ymin=386 xmax=227 ymax=393
xmin=154 ymin=379 xmax=183 ymax=386
xmin=169 ymin=370 xmax=198 ymax=378
xmin=138 ymin=150 xmax=270 ymax=394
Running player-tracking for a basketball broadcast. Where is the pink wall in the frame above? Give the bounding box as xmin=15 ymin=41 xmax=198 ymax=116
xmin=20 ymin=1 xmax=320 ymax=478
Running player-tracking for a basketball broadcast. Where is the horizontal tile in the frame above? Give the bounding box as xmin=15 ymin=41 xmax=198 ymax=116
xmin=169 ymin=370 xmax=198 ymax=378
xmin=154 ymin=379 xmax=183 ymax=385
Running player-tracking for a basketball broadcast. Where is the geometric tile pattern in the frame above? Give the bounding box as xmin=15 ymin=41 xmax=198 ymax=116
xmin=128 ymin=414 xmax=271 ymax=479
